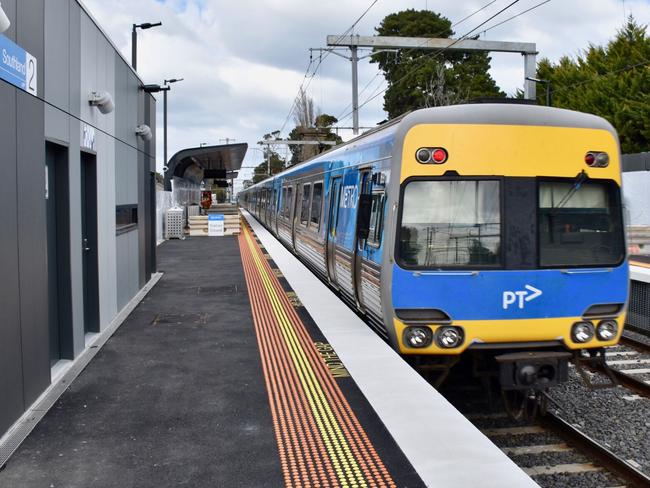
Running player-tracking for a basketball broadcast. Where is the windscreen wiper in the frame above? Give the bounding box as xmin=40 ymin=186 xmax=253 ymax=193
xmin=551 ymin=170 xmax=588 ymax=212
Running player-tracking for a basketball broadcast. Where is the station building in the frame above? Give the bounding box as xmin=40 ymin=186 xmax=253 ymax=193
xmin=0 ymin=0 xmax=157 ymax=439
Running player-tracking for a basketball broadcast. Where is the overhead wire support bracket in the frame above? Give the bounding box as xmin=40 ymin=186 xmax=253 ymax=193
xmin=326 ymin=34 xmax=539 ymax=133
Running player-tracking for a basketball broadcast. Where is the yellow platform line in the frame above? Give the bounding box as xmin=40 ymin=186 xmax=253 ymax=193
xmin=243 ymin=226 xmax=367 ymax=488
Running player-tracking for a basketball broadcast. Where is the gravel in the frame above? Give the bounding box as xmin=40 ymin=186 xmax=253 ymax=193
xmin=509 ymin=450 xmax=590 ymax=468
xmin=530 ymin=470 xmax=624 ymax=488
xmin=549 ymin=366 xmax=650 ymax=476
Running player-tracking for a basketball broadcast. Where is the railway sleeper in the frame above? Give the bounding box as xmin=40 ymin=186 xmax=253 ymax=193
xmin=572 ymin=349 xmax=619 ymax=390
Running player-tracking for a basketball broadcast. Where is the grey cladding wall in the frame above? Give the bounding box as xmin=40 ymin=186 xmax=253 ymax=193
xmin=0 ymin=0 xmax=156 ymax=438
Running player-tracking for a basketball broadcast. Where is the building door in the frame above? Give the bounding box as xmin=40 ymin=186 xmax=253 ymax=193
xmin=81 ymin=152 xmax=100 ymax=334
xmin=46 ymin=142 xmax=73 ymax=364
xmin=326 ymin=177 xmax=342 ymax=286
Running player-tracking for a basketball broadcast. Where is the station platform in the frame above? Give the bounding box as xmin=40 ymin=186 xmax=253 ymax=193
xmin=0 ymin=213 xmax=536 ymax=488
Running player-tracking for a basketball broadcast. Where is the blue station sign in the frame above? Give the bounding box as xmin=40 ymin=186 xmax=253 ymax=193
xmin=0 ymin=34 xmax=37 ymax=96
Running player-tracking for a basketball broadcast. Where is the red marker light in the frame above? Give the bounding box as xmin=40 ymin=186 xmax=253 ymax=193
xmin=585 ymin=152 xmax=596 ymax=166
xmin=432 ymin=148 xmax=447 ymax=164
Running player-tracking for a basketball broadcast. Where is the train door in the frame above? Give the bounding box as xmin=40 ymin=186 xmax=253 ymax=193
xmin=292 ymin=183 xmax=301 ymax=249
xmin=353 ymin=170 xmax=372 ymax=309
xmin=289 ymin=184 xmax=298 ymax=250
xmin=270 ymin=188 xmax=276 ymax=230
xmin=326 ymin=177 xmax=342 ymax=286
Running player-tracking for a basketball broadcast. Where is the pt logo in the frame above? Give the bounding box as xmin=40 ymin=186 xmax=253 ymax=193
xmin=502 ymin=285 xmax=543 ymax=310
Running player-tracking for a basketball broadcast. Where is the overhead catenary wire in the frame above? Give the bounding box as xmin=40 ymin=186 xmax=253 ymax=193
xmin=476 ymin=0 xmax=551 ymax=37
xmin=338 ymin=0 xmax=530 ymax=123
xmin=278 ymin=0 xmax=381 ymax=134
xmin=335 ymin=0 xmax=499 ymax=122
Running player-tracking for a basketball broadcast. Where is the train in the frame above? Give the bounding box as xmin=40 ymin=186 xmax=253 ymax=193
xmin=239 ymin=103 xmax=628 ymax=397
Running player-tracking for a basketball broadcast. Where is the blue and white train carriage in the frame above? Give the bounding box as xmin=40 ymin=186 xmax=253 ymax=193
xmin=240 ymin=103 xmax=628 ymax=394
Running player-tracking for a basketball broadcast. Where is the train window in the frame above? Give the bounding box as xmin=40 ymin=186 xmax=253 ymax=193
xmin=310 ymin=182 xmax=323 ymax=228
xmin=300 ymin=184 xmax=311 ymax=226
xmin=398 ymin=180 xmax=501 ymax=268
xmin=285 ymin=186 xmax=293 ymax=218
xmin=538 ymin=180 xmax=624 ymax=267
xmin=367 ymin=191 xmax=385 ymax=248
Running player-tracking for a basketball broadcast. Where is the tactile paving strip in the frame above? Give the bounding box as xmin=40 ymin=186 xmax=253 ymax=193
xmin=239 ymin=223 xmax=396 ymax=488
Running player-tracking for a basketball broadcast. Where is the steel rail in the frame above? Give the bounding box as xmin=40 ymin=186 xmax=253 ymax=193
xmin=541 ymin=412 xmax=650 ymax=488
xmin=620 ymin=334 xmax=650 ymax=353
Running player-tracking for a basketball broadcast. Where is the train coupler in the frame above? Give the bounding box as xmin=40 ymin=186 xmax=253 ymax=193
xmin=496 ymin=351 xmax=571 ymax=391
xmin=572 ymin=349 xmax=619 ymax=390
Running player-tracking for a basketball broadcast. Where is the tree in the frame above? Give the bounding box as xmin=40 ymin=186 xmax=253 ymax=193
xmin=371 ymin=9 xmax=504 ymax=118
xmin=537 ymin=17 xmax=650 ymax=153
xmin=293 ymin=88 xmax=316 ymax=127
xmin=287 ymin=90 xmax=342 ymax=166
xmin=252 ymin=147 xmax=285 ymax=184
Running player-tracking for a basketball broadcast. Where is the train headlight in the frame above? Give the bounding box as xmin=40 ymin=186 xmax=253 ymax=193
xmin=403 ymin=327 xmax=433 ymax=348
xmin=435 ymin=326 xmax=464 ymax=349
xmin=571 ymin=321 xmax=595 ymax=343
xmin=597 ymin=320 xmax=618 ymax=341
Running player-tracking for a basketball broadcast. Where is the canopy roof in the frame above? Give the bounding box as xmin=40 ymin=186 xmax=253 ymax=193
xmin=164 ymin=143 xmax=248 ymax=190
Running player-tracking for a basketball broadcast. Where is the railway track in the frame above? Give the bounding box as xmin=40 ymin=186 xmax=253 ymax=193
xmin=467 ymin=410 xmax=650 ymax=488
xmin=603 ymin=334 xmax=650 ymax=399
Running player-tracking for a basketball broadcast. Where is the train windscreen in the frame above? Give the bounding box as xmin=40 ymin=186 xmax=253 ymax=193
xmin=398 ymin=180 xmax=501 ymax=268
xmin=538 ymin=180 xmax=625 ymax=267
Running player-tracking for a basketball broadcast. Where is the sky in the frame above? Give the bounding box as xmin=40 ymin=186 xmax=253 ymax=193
xmin=81 ymin=0 xmax=650 ymax=182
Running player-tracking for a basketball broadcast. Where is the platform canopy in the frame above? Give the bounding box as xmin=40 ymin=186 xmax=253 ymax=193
xmin=164 ymin=143 xmax=248 ymax=190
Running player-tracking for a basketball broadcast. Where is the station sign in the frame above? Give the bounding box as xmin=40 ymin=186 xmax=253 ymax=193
xmin=0 ymin=35 xmax=37 ymax=96
xmin=208 ymin=214 xmax=225 ymax=237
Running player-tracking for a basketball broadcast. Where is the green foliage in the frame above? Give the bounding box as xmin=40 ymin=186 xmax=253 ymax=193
xmin=287 ymin=114 xmax=343 ymax=166
xmin=214 ymin=188 xmax=228 ymax=203
xmin=371 ymin=9 xmax=504 ymax=118
xmin=252 ymin=148 xmax=285 ymax=184
xmin=538 ymin=18 xmax=650 ymax=153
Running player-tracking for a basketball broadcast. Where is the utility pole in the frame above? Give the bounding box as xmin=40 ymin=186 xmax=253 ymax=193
xmin=219 ymin=138 xmax=237 ymax=145
xmin=323 ymin=35 xmax=539 ymax=121
xmin=350 ymin=46 xmax=359 ymax=135
xmin=311 ymin=46 xmax=385 ymax=135
xmin=525 ymin=77 xmax=551 ymax=106
xmin=162 ymin=78 xmax=183 ymax=168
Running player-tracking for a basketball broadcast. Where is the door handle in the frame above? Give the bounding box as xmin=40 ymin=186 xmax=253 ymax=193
xmin=83 ymin=238 xmax=91 ymax=252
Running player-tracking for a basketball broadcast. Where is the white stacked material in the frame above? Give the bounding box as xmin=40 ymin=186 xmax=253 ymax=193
xmin=188 ymin=216 xmax=209 ymax=236
xmin=187 ymin=214 xmax=241 ymax=236
xmin=164 ymin=207 xmax=184 ymax=239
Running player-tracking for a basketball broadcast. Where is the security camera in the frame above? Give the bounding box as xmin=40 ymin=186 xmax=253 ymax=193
xmin=0 ymin=3 xmax=11 ymax=34
xmin=135 ymin=124 xmax=152 ymax=141
xmin=88 ymin=91 xmax=114 ymax=114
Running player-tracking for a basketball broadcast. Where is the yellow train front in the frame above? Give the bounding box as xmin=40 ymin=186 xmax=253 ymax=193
xmin=385 ymin=104 xmax=628 ymax=392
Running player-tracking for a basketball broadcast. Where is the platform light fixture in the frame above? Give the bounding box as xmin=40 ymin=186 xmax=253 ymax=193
xmin=135 ymin=124 xmax=152 ymax=141
xmin=0 ymin=3 xmax=10 ymax=34
xmin=89 ymin=91 xmax=114 ymax=114
xmin=131 ymin=21 xmax=162 ymax=70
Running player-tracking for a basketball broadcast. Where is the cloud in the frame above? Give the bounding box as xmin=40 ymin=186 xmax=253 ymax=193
xmin=81 ymin=0 xmax=649 ymax=181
